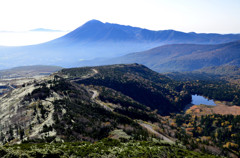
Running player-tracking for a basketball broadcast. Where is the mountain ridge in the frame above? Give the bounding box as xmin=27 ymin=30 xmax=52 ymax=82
xmin=59 ymin=19 xmax=240 ymax=43
xmin=84 ymin=40 xmax=240 ymax=72
xmin=0 ymin=64 xmax=191 ymax=144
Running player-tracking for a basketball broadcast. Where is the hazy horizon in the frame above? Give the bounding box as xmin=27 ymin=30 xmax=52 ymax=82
xmin=0 ymin=0 xmax=239 ymax=46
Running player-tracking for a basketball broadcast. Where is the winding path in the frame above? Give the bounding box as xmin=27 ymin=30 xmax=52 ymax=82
xmin=90 ymin=89 xmax=113 ymax=111
xmin=71 ymin=68 xmax=98 ymax=82
xmin=140 ymin=123 xmax=174 ymax=143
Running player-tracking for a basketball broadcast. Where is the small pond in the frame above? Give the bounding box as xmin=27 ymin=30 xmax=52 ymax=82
xmin=191 ymin=94 xmax=216 ymax=106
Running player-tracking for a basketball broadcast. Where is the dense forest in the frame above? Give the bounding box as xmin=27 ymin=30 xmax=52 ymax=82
xmin=171 ymin=114 xmax=240 ymax=156
xmin=183 ymin=81 xmax=240 ymax=105
xmin=166 ymin=71 xmax=240 ymax=105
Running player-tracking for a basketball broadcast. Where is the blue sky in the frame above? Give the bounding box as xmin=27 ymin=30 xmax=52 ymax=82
xmin=0 ymin=0 xmax=239 ymax=46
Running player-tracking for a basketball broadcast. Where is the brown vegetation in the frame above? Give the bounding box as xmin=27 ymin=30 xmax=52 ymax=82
xmin=186 ymin=102 xmax=240 ymax=116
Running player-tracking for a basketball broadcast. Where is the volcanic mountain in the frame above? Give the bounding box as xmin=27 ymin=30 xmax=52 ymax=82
xmin=1 ymin=20 xmax=240 ymax=69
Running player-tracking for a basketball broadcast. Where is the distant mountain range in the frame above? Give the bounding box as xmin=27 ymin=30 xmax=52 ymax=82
xmin=83 ymin=40 xmax=240 ymax=72
xmin=0 ymin=19 xmax=240 ymax=69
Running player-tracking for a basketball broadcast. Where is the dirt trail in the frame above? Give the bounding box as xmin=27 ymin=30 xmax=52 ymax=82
xmin=69 ymin=68 xmax=174 ymax=143
xmin=91 ymin=90 xmax=98 ymax=100
xmin=90 ymin=89 xmax=113 ymax=111
xmin=7 ymin=83 xmax=16 ymax=89
xmin=92 ymin=69 xmax=98 ymax=74
xmin=140 ymin=123 xmax=174 ymax=144
xmin=71 ymin=68 xmax=98 ymax=82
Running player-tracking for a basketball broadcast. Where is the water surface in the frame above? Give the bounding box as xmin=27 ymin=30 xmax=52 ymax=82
xmin=191 ymin=94 xmax=216 ymax=106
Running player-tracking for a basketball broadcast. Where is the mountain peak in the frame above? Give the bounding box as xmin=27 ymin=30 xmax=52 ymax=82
xmin=83 ymin=19 xmax=104 ymax=26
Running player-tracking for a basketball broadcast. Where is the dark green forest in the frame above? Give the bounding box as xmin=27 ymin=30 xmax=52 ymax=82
xmin=172 ymin=114 xmax=240 ymax=156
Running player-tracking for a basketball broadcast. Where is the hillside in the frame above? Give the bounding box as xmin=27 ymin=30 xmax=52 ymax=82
xmin=0 ymin=64 xmax=192 ymax=144
xmin=0 ymin=74 xmax=148 ymax=144
xmin=0 ymin=64 xmax=238 ymax=157
xmin=58 ymin=64 xmax=191 ymax=115
xmin=196 ymin=65 xmax=240 ymax=76
xmin=164 ymin=65 xmax=240 ymax=84
xmin=90 ymin=40 xmax=240 ymax=72
xmin=1 ymin=20 xmax=240 ymax=69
